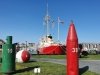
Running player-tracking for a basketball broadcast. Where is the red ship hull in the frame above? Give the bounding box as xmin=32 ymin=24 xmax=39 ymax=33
xmin=38 ymin=45 xmax=66 ymax=55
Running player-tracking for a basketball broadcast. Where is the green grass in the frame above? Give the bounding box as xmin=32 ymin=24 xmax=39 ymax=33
xmin=0 ymin=61 xmax=99 ymax=75
xmin=0 ymin=51 xmax=1 ymax=57
xmin=15 ymin=62 xmax=66 ymax=75
xmin=82 ymin=71 xmax=99 ymax=75
xmin=14 ymin=62 xmax=100 ymax=75
xmin=32 ymin=55 xmax=66 ymax=59
xmin=0 ymin=61 xmax=66 ymax=75
xmin=80 ymin=54 xmax=100 ymax=60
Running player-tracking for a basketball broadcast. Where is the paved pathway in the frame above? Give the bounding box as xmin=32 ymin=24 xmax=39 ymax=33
xmin=79 ymin=60 xmax=100 ymax=74
xmin=31 ymin=58 xmax=100 ymax=74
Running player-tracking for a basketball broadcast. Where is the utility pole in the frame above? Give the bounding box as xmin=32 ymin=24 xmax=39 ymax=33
xmin=25 ymin=41 xmax=27 ymax=50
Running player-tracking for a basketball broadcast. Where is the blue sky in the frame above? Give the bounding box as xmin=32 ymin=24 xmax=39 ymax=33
xmin=0 ymin=0 xmax=100 ymax=43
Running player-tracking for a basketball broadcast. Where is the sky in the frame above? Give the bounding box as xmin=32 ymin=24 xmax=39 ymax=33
xmin=0 ymin=0 xmax=100 ymax=44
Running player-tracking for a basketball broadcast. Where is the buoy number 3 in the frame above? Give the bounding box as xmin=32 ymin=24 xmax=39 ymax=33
xmin=72 ymin=48 xmax=78 ymax=53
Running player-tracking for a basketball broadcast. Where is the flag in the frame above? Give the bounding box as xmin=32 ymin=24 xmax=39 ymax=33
xmin=58 ymin=17 xmax=64 ymax=24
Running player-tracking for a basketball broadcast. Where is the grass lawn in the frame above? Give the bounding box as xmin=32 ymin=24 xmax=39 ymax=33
xmin=0 ymin=51 xmax=1 ymax=57
xmin=80 ymin=54 xmax=100 ymax=60
xmin=0 ymin=61 xmax=99 ymax=75
xmin=0 ymin=61 xmax=66 ymax=75
xmin=81 ymin=71 xmax=99 ymax=75
xmin=15 ymin=62 xmax=66 ymax=75
xmin=32 ymin=55 xmax=66 ymax=59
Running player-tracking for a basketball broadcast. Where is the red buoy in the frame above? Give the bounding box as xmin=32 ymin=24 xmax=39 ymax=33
xmin=66 ymin=21 xmax=79 ymax=75
xmin=16 ymin=50 xmax=30 ymax=63
xmin=21 ymin=50 xmax=30 ymax=62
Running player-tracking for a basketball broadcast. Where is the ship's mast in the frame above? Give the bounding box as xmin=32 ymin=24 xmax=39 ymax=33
xmin=44 ymin=0 xmax=50 ymax=36
xmin=46 ymin=0 xmax=49 ymax=36
xmin=58 ymin=17 xmax=60 ymax=41
xmin=57 ymin=17 xmax=64 ymax=42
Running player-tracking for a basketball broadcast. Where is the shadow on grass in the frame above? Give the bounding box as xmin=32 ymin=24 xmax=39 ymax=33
xmin=80 ymin=55 xmax=89 ymax=58
xmin=27 ymin=60 xmax=37 ymax=63
xmin=10 ymin=66 xmax=40 ymax=74
xmin=79 ymin=66 xmax=89 ymax=75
